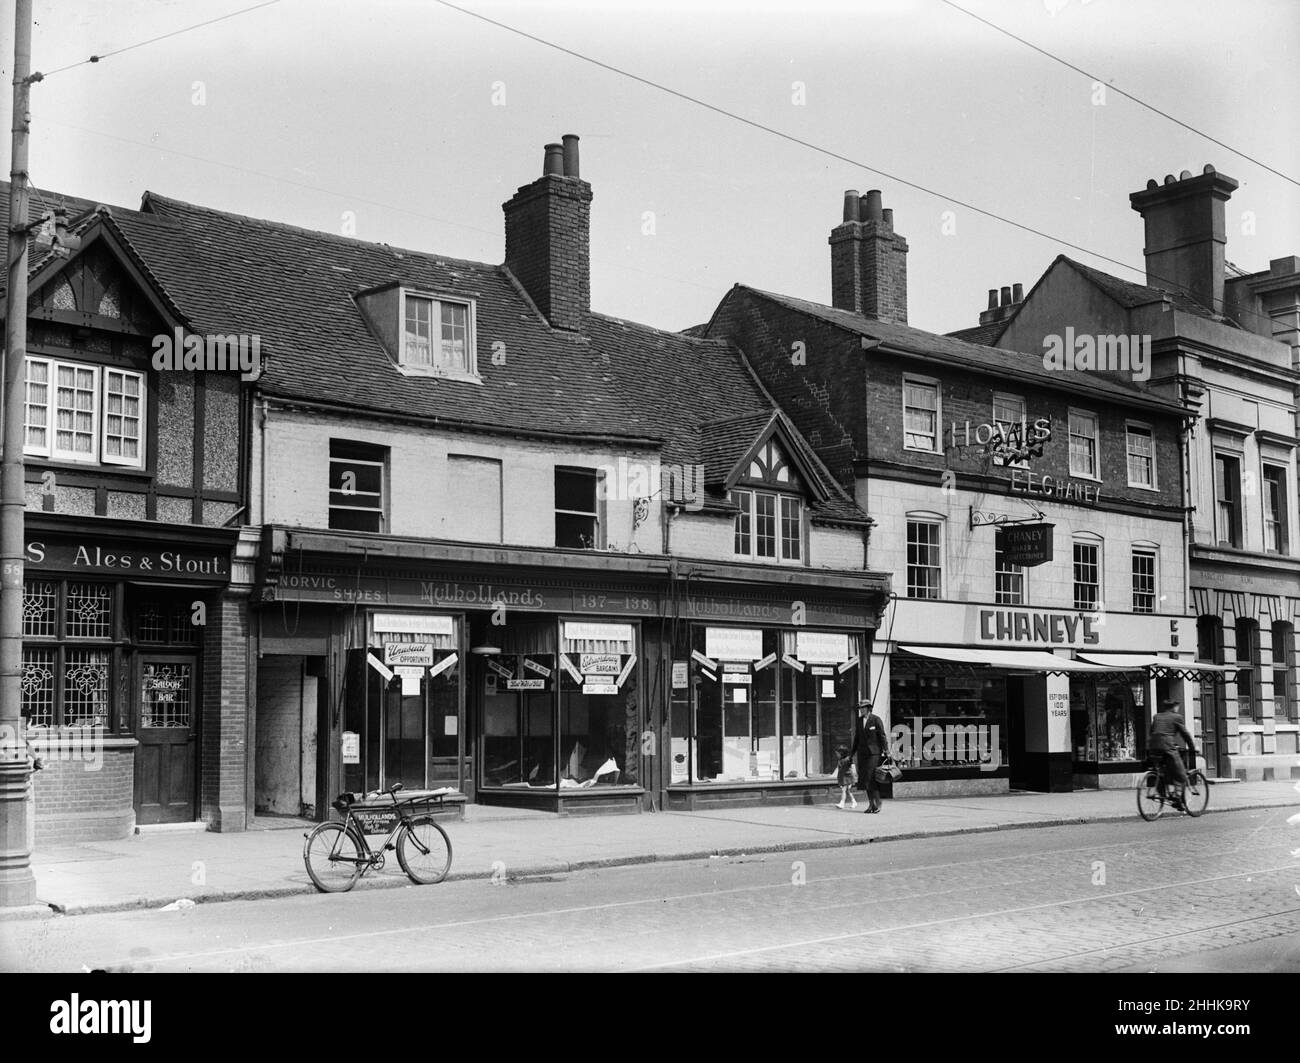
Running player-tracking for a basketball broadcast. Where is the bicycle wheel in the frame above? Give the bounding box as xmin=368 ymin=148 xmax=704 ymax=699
xmin=1182 ymin=769 xmax=1210 ymax=817
xmin=397 ymin=816 xmax=452 ymax=884
xmin=304 ymin=822 xmax=365 ymax=892
xmin=1136 ymin=770 xmax=1163 ymax=821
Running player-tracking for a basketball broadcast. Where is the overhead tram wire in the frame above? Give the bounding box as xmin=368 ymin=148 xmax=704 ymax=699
xmin=40 ymin=0 xmax=285 ymax=78
xmin=937 ymin=0 xmax=1299 ymax=190
xmin=431 ymin=0 xmax=1287 ymax=335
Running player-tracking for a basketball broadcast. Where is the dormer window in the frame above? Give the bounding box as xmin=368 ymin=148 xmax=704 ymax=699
xmin=399 ymin=290 xmax=476 ymax=378
xmin=730 ymin=439 xmax=804 ymax=564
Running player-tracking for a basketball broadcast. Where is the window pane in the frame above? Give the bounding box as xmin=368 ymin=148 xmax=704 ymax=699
xmin=1073 ymin=542 xmax=1099 ymax=610
xmin=555 ymin=468 xmax=597 ymax=515
xmin=439 ymin=302 xmax=468 ymax=369
xmin=1132 ymin=550 xmax=1156 ymax=613
xmin=403 ymin=295 xmax=433 ymax=365
xmin=24 ymin=359 xmax=49 ymax=451
xmin=907 ymin=521 xmax=942 ymax=599
xmin=995 ymin=546 xmax=1023 ymax=605
xmin=1126 ymin=427 xmax=1153 ymax=486
xmin=66 ymin=583 xmax=113 ymax=639
xmin=64 ymin=649 xmax=110 ymax=727
xmin=556 ymin=512 xmax=597 ymax=549
xmin=1069 ymin=413 xmax=1097 ymax=477
xmin=329 ymin=441 xmax=386 ymax=533
xmin=21 ymin=648 xmax=55 ymax=728
xmin=904 ymin=382 xmax=938 ymax=450
xmin=22 ymin=579 xmax=57 ymax=637
xmin=54 ymin=363 xmax=97 ymax=457
xmin=732 ymin=489 xmax=751 ymax=556
xmin=755 ymin=492 xmax=776 ymax=557
xmin=780 ymin=497 xmax=801 ymax=560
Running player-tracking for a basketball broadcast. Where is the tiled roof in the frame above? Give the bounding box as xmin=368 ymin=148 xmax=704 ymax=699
xmin=737 ymin=286 xmax=1188 ymax=416
xmin=946 ymin=320 xmax=1008 ymax=346
xmin=700 ymin=410 xmax=776 ymax=485
xmin=2 ymin=182 xmax=870 ymax=527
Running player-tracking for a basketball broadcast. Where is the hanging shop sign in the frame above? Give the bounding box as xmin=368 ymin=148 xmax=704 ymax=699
xmin=507 ymin=678 xmax=545 ymax=691
xmin=564 ymin=621 xmax=634 ymax=643
xmin=795 ymin=631 xmax=849 ymax=663
xmin=995 ymin=523 xmax=1055 ymax=568
xmin=384 ymin=643 xmax=435 ymax=666
xmin=672 ymin=661 xmax=689 ymax=689
xmin=705 ymin=626 xmax=764 ymax=661
xmin=579 ymin=654 xmax=622 ymax=674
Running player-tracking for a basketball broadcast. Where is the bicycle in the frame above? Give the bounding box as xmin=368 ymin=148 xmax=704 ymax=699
xmin=303 ymin=782 xmax=453 ymax=893
xmin=1136 ymin=751 xmax=1209 ymax=821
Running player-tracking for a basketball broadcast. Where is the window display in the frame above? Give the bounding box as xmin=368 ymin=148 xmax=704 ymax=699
xmin=674 ymin=626 xmax=859 ymax=783
xmin=888 ymin=672 xmax=1007 ymax=769
xmin=1070 ymin=676 xmax=1145 ymax=763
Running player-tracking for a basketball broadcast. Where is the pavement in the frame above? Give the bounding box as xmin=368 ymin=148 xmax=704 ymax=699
xmin=6 ymin=778 xmax=1299 ymax=919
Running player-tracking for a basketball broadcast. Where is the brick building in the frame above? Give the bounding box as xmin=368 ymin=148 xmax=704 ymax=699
xmin=701 ymin=189 xmax=1220 ymax=794
xmin=0 ymin=184 xmax=253 ymax=842
xmin=989 ymin=166 xmax=1300 ymax=783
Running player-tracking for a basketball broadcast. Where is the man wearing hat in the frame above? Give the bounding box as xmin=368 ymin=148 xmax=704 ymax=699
xmin=1147 ymin=698 xmax=1197 ymax=809
xmin=850 ymin=697 xmax=888 ymax=813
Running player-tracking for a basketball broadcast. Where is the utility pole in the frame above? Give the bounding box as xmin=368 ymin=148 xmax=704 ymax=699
xmin=0 ymin=0 xmax=36 ymax=908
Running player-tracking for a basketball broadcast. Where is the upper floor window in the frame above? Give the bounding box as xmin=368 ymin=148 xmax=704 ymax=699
xmin=24 ymin=357 xmax=145 ymax=468
xmin=556 ymin=467 xmax=601 ymax=549
xmin=1068 ymin=410 xmax=1099 ymax=479
xmin=903 ymin=376 xmax=939 ymax=453
xmin=400 ymin=291 xmax=476 ymax=376
xmin=1214 ymin=453 xmax=1242 ymax=547
xmin=1263 ymin=464 xmax=1289 ymax=554
xmin=1125 ymin=424 xmax=1156 ymax=488
xmin=731 ymin=489 xmax=802 ymax=563
xmin=1235 ymin=618 xmax=1259 ymax=721
xmin=1131 ymin=547 xmax=1157 ymax=614
xmin=992 ymin=392 xmax=1027 ymax=468
xmin=906 ymin=518 xmax=942 ymax=599
xmin=1073 ymin=538 xmax=1101 ymax=611
xmin=994 ymin=543 xmax=1024 ymax=605
xmin=329 ymin=440 xmax=387 ymax=533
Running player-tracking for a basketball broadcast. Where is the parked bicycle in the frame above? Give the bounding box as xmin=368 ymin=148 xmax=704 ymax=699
xmin=1136 ymin=751 xmax=1209 ymax=821
xmin=304 ymin=782 xmax=453 ymax=892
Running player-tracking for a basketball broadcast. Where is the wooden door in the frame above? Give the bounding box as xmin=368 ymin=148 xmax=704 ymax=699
xmin=135 ymin=657 xmax=198 ymax=823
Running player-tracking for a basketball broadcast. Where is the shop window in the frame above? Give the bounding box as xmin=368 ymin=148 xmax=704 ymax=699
xmin=1273 ymin=621 xmax=1296 ymax=721
xmin=1131 ymin=548 xmax=1156 ymax=614
xmin=1214 ymin=454 xmax=1242 ymax=547
xmin=20 ymin=578 xmax=118 ymax=731
xmin=903 ymin=376 xmax=939 ymax=452
xmin=1125 ymin=424 xmax=1156 ymax=488
xmin=994 ymin=544 xmax=1024 ymax=605
xmin=1263 ymin=465 xmax=1289 ymax=554
xmin=136 ymin=599 xmax=200 ymax=645
xmin=675 ymin=627 xmax=859 ymax=783
xmin=1072 ymin=539 xmax=1101 ymax=611
xmin=329 ymin=439 xmax=387 ymax=533
xmin=1235 ymin=618 xmax=1259 ymax=721
xmin=400 ymin=290 xmax=476 ymax=376
xmin=559 ymin=621 xmax=639 ymax=789
xmin=888 ymin=670 xmax=1007 ymax=770
xmin=1068 ymin=409 xmax=1099 ymax=479
xmin=1070 ymin=677 xmax=1145 ymax=762
xmin=23 ymin=357 xmax=146 ymax=469
xmin=555 ymin=467 xmax=602 ymax=549
xmin=906 ymin=519 xmax=942 ymax=599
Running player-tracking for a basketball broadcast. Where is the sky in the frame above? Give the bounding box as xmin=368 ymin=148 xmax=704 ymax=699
xmin=3 ymin=0 xmax=1297 ymax=335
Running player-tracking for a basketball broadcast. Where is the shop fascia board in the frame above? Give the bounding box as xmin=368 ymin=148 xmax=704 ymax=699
xmin=277 ymin=527 xmax=892 ymax=596
xmin=26 ymin=513 xmax=241 ymax=549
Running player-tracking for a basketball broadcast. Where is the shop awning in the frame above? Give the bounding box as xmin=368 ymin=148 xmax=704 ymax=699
xmin=1077 ymin=653 xmax=1238 ymax=680
xmin=897 ymin=646 xmax=1113 ymax=675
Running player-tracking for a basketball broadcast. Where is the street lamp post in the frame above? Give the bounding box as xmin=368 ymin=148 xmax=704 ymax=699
xmin=0 ymin=0 xmax=36 ymax=908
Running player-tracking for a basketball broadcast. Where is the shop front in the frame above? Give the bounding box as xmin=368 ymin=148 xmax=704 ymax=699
xmin=21 ymin=518 xmax=238 ymax=841
xmin=257 ymin=526 xmax=889 ymax=815
xmin=877 ymin=601 xmax=1207 ymax=794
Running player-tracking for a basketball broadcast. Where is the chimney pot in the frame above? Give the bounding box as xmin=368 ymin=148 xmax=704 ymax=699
xmin=881 ymin=207 xmax=894 ymax=230
xmin=864 ymin=189 xmax=883 ymax=222
xmin=1000 ymin=286 xmax=1012 ymax=307
xmin=842 ymin=190 xmax=861 ymax=223
xmin=544 ymin=143 xmax=564 ymax=176
xmin=562 ymin=134 xmax=580 ymax=178
xmin=1163 ymin=174 xmax=1176 ymax=185
xmin=987 ymin=289 xmax=998 ymax=310
xmin=1179 ymin=169 xmax=1192 ymax=181
xmin=1203 ymin=163 xmax=1216 ymax=175
xmin=1147 ymin=179 xmax=1158 ymax=191
xmin=1012 ymin=282 xmax=1024 ymax=303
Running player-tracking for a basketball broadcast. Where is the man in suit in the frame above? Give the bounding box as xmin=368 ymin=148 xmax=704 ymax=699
xmin=850 ymin=697 xmax=888 ymax=813
xmin=1147 ymin=698 xmax=1197 ymax=810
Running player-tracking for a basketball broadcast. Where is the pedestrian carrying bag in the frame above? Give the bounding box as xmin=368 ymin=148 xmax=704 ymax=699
xmin=875 ymin=756 xmax=903 ymax=783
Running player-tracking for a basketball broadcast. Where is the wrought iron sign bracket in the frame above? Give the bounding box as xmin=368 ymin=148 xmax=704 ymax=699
xmin=969 ymin=505 xmax=1047 ymax=531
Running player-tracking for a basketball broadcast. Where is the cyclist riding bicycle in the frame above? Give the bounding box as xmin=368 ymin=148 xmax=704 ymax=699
xmin=1147 ymin=699 xmax=1196 ymax=810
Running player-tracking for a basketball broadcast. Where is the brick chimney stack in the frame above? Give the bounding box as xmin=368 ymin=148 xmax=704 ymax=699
xmin=978 ymin=282 xmax=1024 ymax=326
xmin=1129 ymin=164 xmax=1239 ymax=315
xmin=829 ymin=189 xmax=908 ymax=325
xmin=504 ymin=134 xmax=592 ymax=331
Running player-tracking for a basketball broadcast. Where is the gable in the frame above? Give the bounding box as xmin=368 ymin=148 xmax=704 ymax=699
xmin=29 ymin=231 xmax=173 ymax=339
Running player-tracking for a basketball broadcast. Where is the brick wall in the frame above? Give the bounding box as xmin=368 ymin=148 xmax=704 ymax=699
xmin=201 ymin=593 xmax=250 ymax=831
xmin=503 ymin=174 xmax=592 ymax=331
xmin=32 ymin=739 xmax=136 ymax=844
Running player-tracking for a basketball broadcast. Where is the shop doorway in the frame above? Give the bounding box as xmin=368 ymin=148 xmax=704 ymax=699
xmin=135 ymin=656 xmax=198 ymax=823
xmin=1006 ymin=678 xmax=1030 ymax=790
